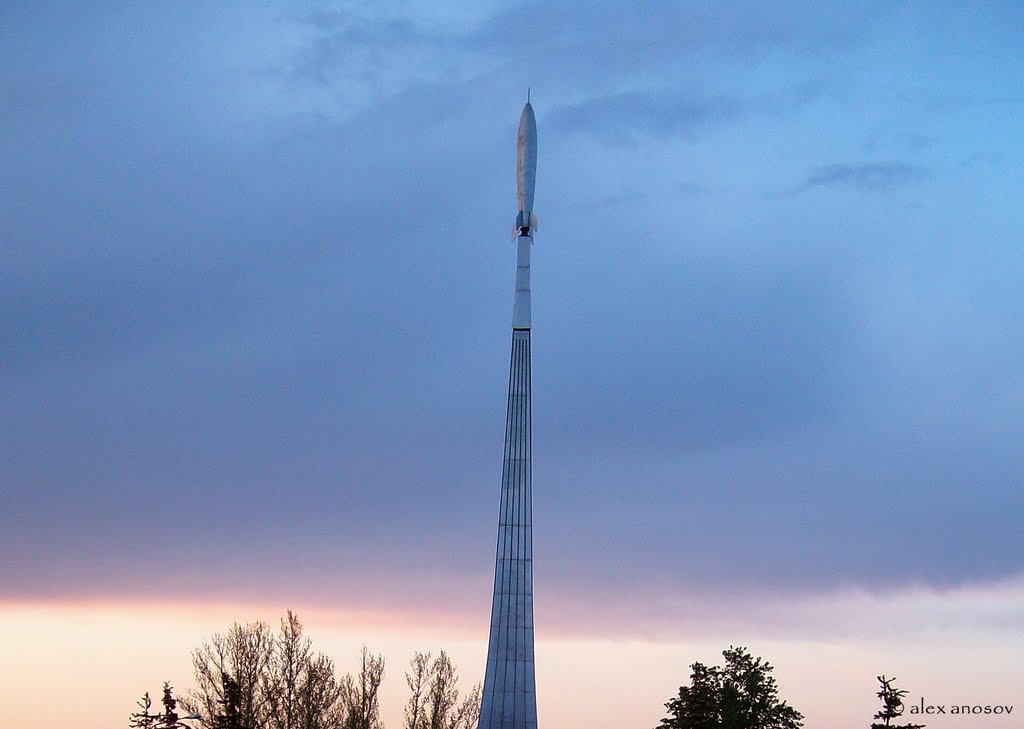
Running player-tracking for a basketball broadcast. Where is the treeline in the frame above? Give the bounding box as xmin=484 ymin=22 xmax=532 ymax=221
xmin=134 ymin=620 xmax=924 ymax=729
xmin=654 ymin=648 xmax=927 ymax=729
xmin=131 ymin=610 xmax=478 ymax=729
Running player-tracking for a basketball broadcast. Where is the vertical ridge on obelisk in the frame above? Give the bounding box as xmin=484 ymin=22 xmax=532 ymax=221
xmin=478 ymin=100 xmax=538 ymax=729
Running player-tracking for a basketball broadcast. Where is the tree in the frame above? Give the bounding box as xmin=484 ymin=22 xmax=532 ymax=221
xmin=449 ymin=682 xmax=481 ymax=729
xmin=212 ymin=672 xmax=249 ymax=729
xmin=182 ymin=611 xmax=348 ymax=729
xmin=130 ymin=691 xmax=158 ymax=729
xmin=147 ymin=610 xmax=469 ymax=729
xmin=264 ymin=611 xmax=345 ymax=729
xmin=656 ymin=646 xmax=804 ymax=729
xmin=403 ymin=651 xmax=481 ymax=729
xmin=182 ymin=619 xmax=274 ymax=729
xmin=162 ymin=682 xmax=183 ymax=727
xmin=340 ymin=646 xmax=386 ymax=729
xmin=266 ymin=612 xmax=309 ymax=729
xmin=871 ymin=676 xmax=924 ymax=729
xmin=424 ymin=652 xmax=458 ymax=729
xmin=130 ymin=683 xmax=197 ymax=729
xmin=404 ymin=652 xmax=432 ymax=729
xmin=297 ymin=654 xmax=346 ymax=729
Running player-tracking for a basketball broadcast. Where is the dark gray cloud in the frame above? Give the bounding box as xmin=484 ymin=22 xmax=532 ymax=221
xmin=2 ymin=0 xmax=1024 ymax=614
xmin=544 ymin=75 xmax=833 ymax=143
xmin=280 ymin=0 xmax=874 ymax=125
xmin=538 ymin=252 xmax=853 ymax=452
xmin=465 ymin=1 xmax=875 ymax=79
xmin=547 ymin=91 xmax=743 ymax=144
xmin=798 ymin=162 xmax=929 ymax=192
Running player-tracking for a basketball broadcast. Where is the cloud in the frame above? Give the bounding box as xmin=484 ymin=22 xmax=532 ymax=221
xmin=547 ymin=91 xmax=743 ymax=144
xmin=276 ymin=0 xmax=874 ymax=124
xmin=797 ymin=162 xmax=929 ymax=192
xmin=544 ymin=73 xmax=836 ymax=144
xmin=3 ymin=0 xmax=1024 ymax=610
xmin=541 ymin=575 xmax=1024 ymax=641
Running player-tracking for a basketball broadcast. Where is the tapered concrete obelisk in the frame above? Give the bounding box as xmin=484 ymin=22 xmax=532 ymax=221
xmin=478 ymin=100 xmax=539 ymax=729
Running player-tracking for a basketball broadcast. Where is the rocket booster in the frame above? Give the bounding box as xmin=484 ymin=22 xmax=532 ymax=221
xmin=515 ymin=101 xmax=538 ymax=235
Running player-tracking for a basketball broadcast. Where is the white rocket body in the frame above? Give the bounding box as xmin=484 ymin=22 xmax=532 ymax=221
xmin=515 ymin=101 xmax=538 ymax=235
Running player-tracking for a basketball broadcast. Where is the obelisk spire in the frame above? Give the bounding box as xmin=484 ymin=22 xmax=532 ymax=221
xmin=478 ymin=100 xmax=539 ymax=729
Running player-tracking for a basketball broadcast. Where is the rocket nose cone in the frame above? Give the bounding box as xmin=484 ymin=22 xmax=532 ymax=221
xmin=519 ymin=101 xmax=535 ymax=131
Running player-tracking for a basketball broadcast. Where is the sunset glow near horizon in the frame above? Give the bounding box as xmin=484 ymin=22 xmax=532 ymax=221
xmin=4 ymin=2 xmax=1024 ymax=728
xmin=2 ymin=583 xmax=1022 ymax=729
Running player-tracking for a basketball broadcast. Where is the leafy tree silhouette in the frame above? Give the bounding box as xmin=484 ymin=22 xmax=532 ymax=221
xmin=871 ymin=675 xmax=924 ymax=729
xmin=213 ymin=672 xmax=250 ymax=729
xmin=129 ymin=683 xmax=197 ymax=728
xmin=656 ymin=646 xmax=803 ymax=729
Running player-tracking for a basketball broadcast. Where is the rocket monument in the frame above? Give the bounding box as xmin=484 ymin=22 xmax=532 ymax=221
xmin=477 ymin=100 xmax=539 ymax=729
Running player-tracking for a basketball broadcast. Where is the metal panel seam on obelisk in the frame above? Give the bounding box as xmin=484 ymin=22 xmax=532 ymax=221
xmin=478 ymin=98 xmax=539 ymax=729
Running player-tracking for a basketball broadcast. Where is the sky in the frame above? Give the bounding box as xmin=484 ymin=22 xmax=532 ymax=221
xmin=2 ymin=1 xmax=1023 ymax=727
